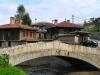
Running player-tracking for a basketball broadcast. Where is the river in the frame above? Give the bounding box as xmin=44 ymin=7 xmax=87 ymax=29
xmin=16 ymin=64 xmax=100 ymax=75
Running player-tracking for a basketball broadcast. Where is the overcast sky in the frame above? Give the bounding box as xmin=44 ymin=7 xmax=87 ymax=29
xmin=0 ymin=0 xmax=100 ymax=25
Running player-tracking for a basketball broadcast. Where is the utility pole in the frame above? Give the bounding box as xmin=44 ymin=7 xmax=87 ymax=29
xmin=35 ymin=18 xmax=37 ymax=23
xmin=72 ymin=14 xmax=74 ymax=23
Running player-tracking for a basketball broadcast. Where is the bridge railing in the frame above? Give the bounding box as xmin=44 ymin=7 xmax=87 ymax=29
xmin=0 ymin=40 xmax=100 ymax=57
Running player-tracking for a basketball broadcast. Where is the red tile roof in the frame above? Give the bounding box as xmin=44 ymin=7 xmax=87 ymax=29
xmin=0 ymin=23 xmax=37 ymax=30
xmin=50 ymin=21 xmax=83 ymax=28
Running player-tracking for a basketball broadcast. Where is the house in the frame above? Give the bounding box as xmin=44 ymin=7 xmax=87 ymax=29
xmin=47 ymin=19 xmax=91 ymax=44
xmin=0 ymin=17 xmax=38 ymax=48
xmin=83 ymin=21 xmax=94 ymax=28
xmin=32 ymin=22 xmax=53 ymax=39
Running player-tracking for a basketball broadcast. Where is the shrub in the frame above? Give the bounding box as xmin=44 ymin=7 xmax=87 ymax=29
xmin=0 ymin=54 xmax=26 ymax=75
xmin=0 ymin=54 xmax=9 ymax=67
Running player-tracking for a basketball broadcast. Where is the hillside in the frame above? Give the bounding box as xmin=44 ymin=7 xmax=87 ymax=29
xmin=82 ymin=27 xmax=100 ymax=34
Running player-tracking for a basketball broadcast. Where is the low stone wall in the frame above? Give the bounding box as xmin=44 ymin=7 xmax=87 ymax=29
xmin=91 ymin=34 xmax=100 ymax=40
xmin=0 ymin=41 xmax=26 ymax=48
xmin=56 ymin=35 xmax=75 ymax=44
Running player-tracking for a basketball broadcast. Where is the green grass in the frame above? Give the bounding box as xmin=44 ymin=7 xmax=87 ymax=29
xmin=0 ymin=64 xmax=27 ymax=75
xmin=82 ymin=27 xmax=100 ymax=34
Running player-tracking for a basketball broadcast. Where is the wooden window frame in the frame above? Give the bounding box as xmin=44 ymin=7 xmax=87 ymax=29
xmin=23 ymin=31 xmax=25 ymax=37
xmin=26 ymin=32 xmax=28 ymax=37
xmin=30 ymin=32 xmax=33 ymax=37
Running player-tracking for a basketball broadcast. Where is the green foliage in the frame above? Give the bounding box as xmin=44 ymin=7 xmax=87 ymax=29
xmin=22 ymin=12 xmax=32 ymax=25
xmin=15 ymin=5 xmax=32 ymax=26
xmin=17 ymin=5 xmax=25 ymax=15
xmin=93 ymin=17 xmax=100 ymax=31
xmin=0 ymin=54 xmax=9 ymax=67
xmin=82 ymin=27 xmax=100 ymax=34
xmin=0 ymin=54 xmax=26 ymax=75
xmin=0 ymin=64 xmax=27 ymax=75
xmin=15 ymin=5 xmax=25 ymax=22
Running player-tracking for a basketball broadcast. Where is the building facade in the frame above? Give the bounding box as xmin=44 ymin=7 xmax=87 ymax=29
xmin=47 ymin=19 xmax=91 ymax=44
xmin=0 ymin=17 xmax=38 ymax=48
xmin=32 ymin=22 xmax=53 ymax=39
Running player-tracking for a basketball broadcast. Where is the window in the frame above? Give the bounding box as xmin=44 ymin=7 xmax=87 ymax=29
xmin=23 ymin=31 xmax=25 ymax=37
xmin=0 ymin=31 xmax=3 ymax=40
xmin=26 ymin=32 xmax=28 ymax=36
xmin=39 ymin=34 xmax=41 ymax=39
xmin=0 ymin=42 xmax=1 ymax=46
xmin=33 ymin=32 xmax=36 ymax=38
xmin=30 ymin=32 xmax=32 ymax=37
xmin=40 ymin=27 xmax=43 ymax=31
xmin=59 ymin=29 xmax=64 ymax=34
xmin=8 ymin=32 xmax=10 ymax=36
xmin=8 ymin=42 xmax=11 ymax=47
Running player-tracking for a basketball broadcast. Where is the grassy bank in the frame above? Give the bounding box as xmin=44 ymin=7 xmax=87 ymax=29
xmin=82 ymin=27 xmax=100 ymax=34
xmin=0 ymin=54 xmax=27 ymax=75
xmin=0 ymin=64 xmax=27 ymax=75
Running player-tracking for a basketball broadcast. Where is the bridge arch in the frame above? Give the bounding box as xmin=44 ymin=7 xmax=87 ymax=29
xmin=0 ymin=40 xmax=100 ymax=69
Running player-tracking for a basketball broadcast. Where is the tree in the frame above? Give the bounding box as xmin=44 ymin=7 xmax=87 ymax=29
xmin=15 ymin=5 xmax=25 ymax=22
xmin=17 ymin=5 xmax=25 ymax=16
xmin=15 ymin=5 xmax=32 ymax=26
xmin=22 ymin=13 xmax=31 ymax=25
xmin=94 ymin=17 xmax=100 ymax=31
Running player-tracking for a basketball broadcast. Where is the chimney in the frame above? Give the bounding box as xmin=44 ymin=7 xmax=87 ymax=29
xmin=10 ymin=17 xmax=14 ymax=24
xmin=20 ymin=18 xmax=22 ymax=24
xmin=65 ymin=18 xmax=66 ymax=21
xmin=67 ymin=20 xmax=70 ymax=23
xmin=54 ymin=19 xmax=58 ymax=25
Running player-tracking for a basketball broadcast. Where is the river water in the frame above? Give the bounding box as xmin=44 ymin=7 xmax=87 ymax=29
xmin=17 ymin=65 xmax=100 ymax=75
xmin=27 ymin=72 xmax=53 ymax=75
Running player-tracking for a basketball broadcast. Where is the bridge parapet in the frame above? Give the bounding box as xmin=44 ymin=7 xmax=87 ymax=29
xmin=0 ymin=40 xmax=100 ymax=56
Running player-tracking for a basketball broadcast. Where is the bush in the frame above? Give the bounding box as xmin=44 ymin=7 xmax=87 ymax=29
xmin=0 ymin=54 xmax=9 ymax=67
xmin=0 ymin=54 xmax=27 ymax=75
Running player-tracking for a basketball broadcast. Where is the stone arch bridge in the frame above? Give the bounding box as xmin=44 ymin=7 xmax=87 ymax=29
xmin=0 ymin=40 xmax=100 ymax=69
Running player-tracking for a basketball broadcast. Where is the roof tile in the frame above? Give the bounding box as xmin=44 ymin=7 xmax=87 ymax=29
xmin=0 ymin=23 xmax=37 ymax=30
xmin=50 ymin=21 xmax=83 ymax=28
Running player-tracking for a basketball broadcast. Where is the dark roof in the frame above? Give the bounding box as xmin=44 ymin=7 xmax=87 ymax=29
xmin=33 ymin=22 xmax=46 ymax=26
xmin=0 ymin=23 xmax=37 ymax=30
xmin=32 ymin=22 xmax=53 ymax=27
xmin=49 ymin=21 xmax=83 ymax=29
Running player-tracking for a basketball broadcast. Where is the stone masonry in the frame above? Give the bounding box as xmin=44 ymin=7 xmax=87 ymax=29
xmin=0 ymin=40 xmax=100 ymax=69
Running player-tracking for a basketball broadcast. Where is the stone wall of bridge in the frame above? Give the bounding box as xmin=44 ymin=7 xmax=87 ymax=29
xmin=0 ymin=40 xmax=100 ymax=69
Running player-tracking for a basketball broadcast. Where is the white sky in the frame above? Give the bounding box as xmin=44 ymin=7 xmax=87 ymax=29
xmin=0 ymin=0 xmax=100 ymax=25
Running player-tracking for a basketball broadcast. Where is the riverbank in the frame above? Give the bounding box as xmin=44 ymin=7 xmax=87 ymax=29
xmin=0 ymin=64 xmax=27 ymax=75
